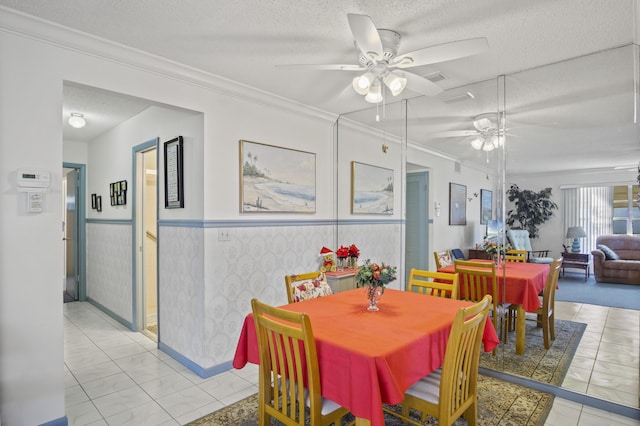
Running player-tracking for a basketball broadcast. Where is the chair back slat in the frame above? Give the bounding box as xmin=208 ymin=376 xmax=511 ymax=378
xmin=408 ymin=268 xmax=458 ymax=299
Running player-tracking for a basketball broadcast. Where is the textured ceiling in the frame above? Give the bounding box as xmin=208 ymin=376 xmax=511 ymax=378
xmin=1 ymin=0 xmax=638 ymax=174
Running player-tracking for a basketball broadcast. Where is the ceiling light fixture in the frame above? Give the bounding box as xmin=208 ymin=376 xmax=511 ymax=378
xmin=352 ymin=72 xmax=406 ymax=104
xmin=68 ymin=113 xmax=86 ymax=128
xmin=470 ymin=117 xmax=504 ymax=152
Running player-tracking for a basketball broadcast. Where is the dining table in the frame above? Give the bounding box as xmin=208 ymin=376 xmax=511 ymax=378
xmin=233 ymin=287 xmax=499 ymax=426
xmin=439 ymin=260 xmax=550 ymax=354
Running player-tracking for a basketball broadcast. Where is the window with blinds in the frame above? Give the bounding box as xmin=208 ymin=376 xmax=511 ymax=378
xmin=613 ymin=185 xmax=640 ymax=234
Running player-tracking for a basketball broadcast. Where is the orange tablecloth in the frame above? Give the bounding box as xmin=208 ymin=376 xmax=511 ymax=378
xmin=439 ymin=261 xmax=549 ymax=312
xmin=233 ymin=288 xmax=499 ymax=426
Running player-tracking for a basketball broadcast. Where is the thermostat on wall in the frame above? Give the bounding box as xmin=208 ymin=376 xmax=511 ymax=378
xmin=17 ymin=169 xmax=51 ymax=192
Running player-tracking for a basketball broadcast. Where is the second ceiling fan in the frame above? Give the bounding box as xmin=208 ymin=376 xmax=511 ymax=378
xmin=278 ymin=13 xmax=489 ymax=103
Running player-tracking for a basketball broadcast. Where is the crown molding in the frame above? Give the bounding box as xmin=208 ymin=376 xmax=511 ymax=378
xmin=0 ymin=6 xmax=338 ymax=124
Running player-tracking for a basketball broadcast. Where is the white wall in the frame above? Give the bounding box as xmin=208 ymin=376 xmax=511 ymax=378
xmin=63 ymin=139 xmax=88 ymax=165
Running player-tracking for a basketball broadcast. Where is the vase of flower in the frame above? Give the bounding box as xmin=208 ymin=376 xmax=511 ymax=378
xmin=355 ymin=259 xmax=397 ymax=312
xmin=347 ymin=244 xmax=360 ymax=269
xmin=366 ymin=286 xmax=382 ymax=311
xmin=335 ymin=245 xmax=349 ymax=271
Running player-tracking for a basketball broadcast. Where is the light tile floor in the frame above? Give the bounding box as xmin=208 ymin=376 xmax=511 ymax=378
xmin=64 ymin=300 xmax=639 ymax=425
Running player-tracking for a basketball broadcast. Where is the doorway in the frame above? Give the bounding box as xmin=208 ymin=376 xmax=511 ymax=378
xmin=134 ymin=140 xmax=158 ymax=340
xmin=62 ymin=164 xmax=86 ymax=302
xmin=62 ymin=168 xmax=78 ymax=301
xmin=405 ymin=171 xmax=429 ymax=284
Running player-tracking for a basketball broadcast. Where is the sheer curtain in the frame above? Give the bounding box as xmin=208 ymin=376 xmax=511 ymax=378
xmin=562 ymin=186 xmax=613 ymax=252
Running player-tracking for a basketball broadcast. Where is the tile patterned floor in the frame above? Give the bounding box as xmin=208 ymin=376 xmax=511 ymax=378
xmin=63 ymin=301 xmax=639 ymax=425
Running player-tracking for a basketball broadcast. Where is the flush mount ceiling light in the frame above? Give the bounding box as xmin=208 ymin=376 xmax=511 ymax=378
xmin=68 ymin=113 xmax=86 ymax=128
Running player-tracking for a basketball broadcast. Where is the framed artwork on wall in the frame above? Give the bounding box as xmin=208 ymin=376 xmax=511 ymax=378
xmin=109 ymin=180 xmax=127 ymax=206
xmin=351 ymin=161 xmax=394 ymax=215
xmin=164 ymin=136 xmax=184 ymax=209
xmin=449 ymin=182 xmax=467 ymax=225
xmin=480 ymin=189 xmax=492 ymax=224
xmin=239 ymin=139 xmax=316 ymax=213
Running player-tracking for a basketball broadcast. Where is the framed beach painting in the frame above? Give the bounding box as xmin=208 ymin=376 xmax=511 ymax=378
xmin=449 ymin=182 xmax=467 ymax=225
xmin=239 ymin=140 xmax=316 ymax=213
xmin=351 ymin=161 xmax=394 ymax=215
xmin=480 ymin=189 xmax=492 ymax=224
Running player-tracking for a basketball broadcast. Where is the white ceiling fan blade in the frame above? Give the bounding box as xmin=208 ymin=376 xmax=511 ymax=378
xmin=404 ymin=71 xmax=443 ymax=96
xmin=473 ymin=117 xmax=493 ymax=131
xmin=347 ymin=13 xmax=383 ymax=61
xmin=430 ymin=130 xmax=480 ymax=138
xmin=392 ymin=37 xmax=489 ymax=68
xmin=275 ymin=64 xmax=366 ymax=71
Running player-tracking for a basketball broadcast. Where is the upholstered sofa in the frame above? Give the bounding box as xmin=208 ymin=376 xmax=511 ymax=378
xmin=591 ymin=235 xmax=640 ymax=285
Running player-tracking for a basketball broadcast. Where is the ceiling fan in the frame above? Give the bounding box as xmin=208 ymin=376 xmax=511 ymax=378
xmin=434 ymin=113 xmax=506 ymax=152
xmin=277 ymin=13 xmax=489 ymax=103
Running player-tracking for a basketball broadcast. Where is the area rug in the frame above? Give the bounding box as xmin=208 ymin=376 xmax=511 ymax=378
xmin=188 ymin=374 xmax=553 ymax=425
xmin=480 ymin=319 xmax=586 ymax=385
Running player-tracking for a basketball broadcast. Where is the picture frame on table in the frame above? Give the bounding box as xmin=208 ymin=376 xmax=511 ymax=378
xmin=239 ymin=139 xmax=316 ymax=213
xmin=351 ymin=161 xmax=394 ymax=215
xmin=449 ymin=182 xmax=467 ymax=225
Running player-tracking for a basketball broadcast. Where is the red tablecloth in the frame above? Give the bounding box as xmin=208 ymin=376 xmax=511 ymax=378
xmin=233 ymin=288 xmax=499 ymax=426
xmin=439 ymin=261 xmax=549 ymax=312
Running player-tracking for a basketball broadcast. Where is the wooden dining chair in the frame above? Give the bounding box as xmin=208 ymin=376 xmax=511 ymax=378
xmin=251 ymin=299 xmax=351 ymax=426
xmin=384 ymin=295 xmax=491 ymax=426
xmin=453 ymin=260 xmax=499 ymax=339
xmin=505 ymin=249 xmax=527 ymax=263
xmin=408 ymin=268 xmax=458 ymax=299
xmin=509 ymin=257 xmax=562 ymax=349
xmin=434 ymin=250 xmax=453 ymax=269
xmin=284 ymin=271 xmax=333 ymax=304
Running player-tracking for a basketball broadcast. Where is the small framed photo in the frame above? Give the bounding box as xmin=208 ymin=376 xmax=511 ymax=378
xmin=449 ymin=182 xmax=467 ymax=225
xmin=91 ymin=193 xmax=97 ymax=209
xmin=96 ymin=196 xmax=102 ymax=212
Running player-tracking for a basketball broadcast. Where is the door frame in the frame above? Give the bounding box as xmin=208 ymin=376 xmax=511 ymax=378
xmin=62 ymin=162 xmax=87 ymax=301
xmin=132 ymin=138 xmax=159 ymax=333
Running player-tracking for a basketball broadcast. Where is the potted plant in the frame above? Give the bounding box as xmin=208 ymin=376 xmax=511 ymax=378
xmin=505 ymin=184 xmax=558 ymax=239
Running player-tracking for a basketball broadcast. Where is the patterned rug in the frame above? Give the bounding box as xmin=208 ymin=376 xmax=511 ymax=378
xmin=189 ymin=320 xmax=585 ymax=425
xmin=188 ymin=374 xmax=553 ymax=425
xmin=480 ymin=319 xmax=586 ymax=385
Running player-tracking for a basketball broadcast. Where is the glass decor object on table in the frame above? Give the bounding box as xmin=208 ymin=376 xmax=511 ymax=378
xmin=355 ymin=259 xmax=397 ymax=311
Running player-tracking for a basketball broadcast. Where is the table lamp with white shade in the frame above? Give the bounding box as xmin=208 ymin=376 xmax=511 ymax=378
xmin=566 ymin=226 xmax=587 ymax=253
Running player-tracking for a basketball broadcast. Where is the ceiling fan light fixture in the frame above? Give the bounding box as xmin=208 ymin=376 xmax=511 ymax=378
xmin=383 ymin=73 xmax=407 ymax=96
xmin=68 ymin=112 xmax=86 ymax=128
xmin=482 ymin=141 xmax=495 ymax=152
xmin=352 ymin=72 xmax=374 ymax=94
xmin=364 ymin=81 xmax=383 ymax=103
xmin=471 ymin=138 xmax=484 ymax=150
